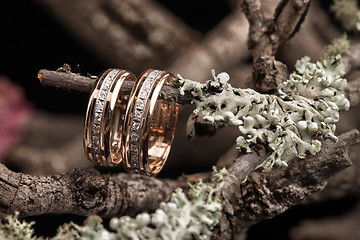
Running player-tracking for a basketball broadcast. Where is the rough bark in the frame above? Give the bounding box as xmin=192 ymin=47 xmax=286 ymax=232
xmin=0 ymin=164 xmax=177 ymax=218
xmin=216 ymin=129 xmax=358 ymax=239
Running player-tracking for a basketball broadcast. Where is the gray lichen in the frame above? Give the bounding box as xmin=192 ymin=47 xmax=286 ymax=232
xmin=0 ymin=212 xmax=44 ymax=240
xmin=322 ymin=34 xmax=350 ymax=59
xmin=179 ymin=56 xmax=350 ymax=169
xmin=330 ymin=0 xmax=360 ymax=32
xmin=53 ymin=215 xmax=110 ymax=240
xmin=110 ymin=167 xmax=226 ymax=240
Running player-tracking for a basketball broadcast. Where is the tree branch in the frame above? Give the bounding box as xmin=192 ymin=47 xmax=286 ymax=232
xmin=0 ymin=165 xmax=179 ymax=218
xmin=0 ymin=151 xmax=264 ymax=219
xmin=37 ymin=69 xmax=193 ymax=105
xmin=215 ymin=129 xmax=359 ymax=238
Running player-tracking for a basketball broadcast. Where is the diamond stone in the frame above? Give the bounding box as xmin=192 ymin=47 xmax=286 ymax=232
xmin=136 ymin=99 xmax=145 ymax=110
xmin=133 ymin=110 xmax=142 ymax=121
xmin=130 ymin=131 xmax=139 ymax=141
xmin=92 ymin=136 xmax=100 ymax=145
xmin=96 ymin=99 xmax=105 ymax=108
xmin=139 ymin=89 xmax=149 ymax=99
xmin=99 ymin=90 xmax=107 ymax=99
xmin=95 ymin=106 xmax=103 ymax=114
xmin=143 ymin=81 xmax=152 ymax=88
xmin=131 ymin=121 xmax=140 ymax=131
xmin=92 ymin=123 xmax=100 ymax=131
xmin=93 ymin=114 xmax=101 ymax=124
xmin=92 ymin=129 xmax=100 ymax=137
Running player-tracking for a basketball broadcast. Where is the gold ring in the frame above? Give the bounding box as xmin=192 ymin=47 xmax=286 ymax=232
xmin=84 ymin=69 xmax=136 ymax=166
xmin=123 ymin=69 xmax=179 ymax=176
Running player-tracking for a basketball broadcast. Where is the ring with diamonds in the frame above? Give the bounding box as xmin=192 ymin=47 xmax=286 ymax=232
xmin=123 ymin=69 xmax=179 ymax=176
xmin=84 ymin=69 xmax=136 ymax=166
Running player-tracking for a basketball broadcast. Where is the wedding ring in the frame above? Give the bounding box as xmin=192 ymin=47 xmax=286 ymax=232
xmin=84 ymin=69 xmax=136 ymax=166
xmin=123 ymin=69 xmax=179 ymax=176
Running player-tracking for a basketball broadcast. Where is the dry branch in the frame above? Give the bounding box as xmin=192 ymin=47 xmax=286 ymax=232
xmin=0 ymin=151 xmax=264 ymax=219
xmin=215 ymin=129 xmax=359 ymax=238
xmin=38 ymin=69 xmax=193 ymax=105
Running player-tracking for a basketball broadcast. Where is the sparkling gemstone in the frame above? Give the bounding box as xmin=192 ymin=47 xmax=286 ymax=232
xmin=94 ymin=113 xmax=102 ymax=123
xmin=92 ymin=136 xmax=100 ymax=145
xmin=96 ymin=99 xmax=105 ymax=108
xmin=107 ymin=71 xmax=117 ymax=79
xmin=92 ymin=129 xmax=100 ymax=137
xmin=139 ymin=89 xmax=149 ymax=99
xmin=133 ymin=110 xmax=142 ymax=121
xmin=95 ymin=106 xmax=103 ymax=114
xmin=130 ymin=131 xmax=139 ymax=141
xmin=99 ymin=90 xmax=107 ymax=99
xmin=131 ymin=121 xmax=140 ymax=131
xmin=136 ymin=99 xmax=145 ymax=110
xmin=103 ymin=80 xmax=111 ymax=88
xmin=143 ymin=81 xmax=152 ymax=88
xmin=92 ymin=123 xmax=100 ymax=131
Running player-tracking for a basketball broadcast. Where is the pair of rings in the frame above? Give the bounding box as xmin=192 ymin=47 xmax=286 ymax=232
xmin=83 ymin=69 xmax=178 ymax=176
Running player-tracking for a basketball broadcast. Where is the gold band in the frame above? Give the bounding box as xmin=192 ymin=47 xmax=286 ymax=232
xmin=84 ymin=69 xmax=136 ymax=166
xmin=123 ymin=69 xmax=179 ymax=176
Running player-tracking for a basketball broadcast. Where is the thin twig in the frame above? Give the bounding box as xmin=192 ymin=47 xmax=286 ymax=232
xmin=241 ymin=0 xmax=310 ymax=93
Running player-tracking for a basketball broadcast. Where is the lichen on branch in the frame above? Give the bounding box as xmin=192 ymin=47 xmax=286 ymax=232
xmin=0 ymin=168 xmax=227 ymax=240
xmin=109 ymin=167 xmax=226 ymax=240
xmin=179 ymin=56 xmax=350 ymax=169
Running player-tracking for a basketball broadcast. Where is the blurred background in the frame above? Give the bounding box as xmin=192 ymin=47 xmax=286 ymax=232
xmin=0 ymin=0 xmax=359 ymax=239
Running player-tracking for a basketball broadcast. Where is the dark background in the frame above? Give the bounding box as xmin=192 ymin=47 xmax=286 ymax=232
xmin=0 ymin=0 xmax=230 ymax=114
